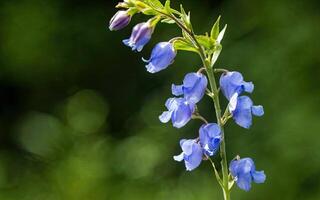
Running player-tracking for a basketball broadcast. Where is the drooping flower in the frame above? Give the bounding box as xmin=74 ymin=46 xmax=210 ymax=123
xmin=229 ymin=158 xmax=266 ymax=191
xmin=220 ymin=71 xmax=254 ymax=100
xmin=172 ymin=72 xmax=208 ymax=104
xmin=143 ymin=42 xmax=176 ymax=73
xmin=231 ymin=95 xmax=264 ymax=129
xmin=173 ymin=139 xmax=203 ymax=171
xmin=109 ymin=10 xmax=131 ymax=31
xmin=159 ymin=97 xmax=195 ymax=128
xmin=199 ymin=123 xmax=221 ymax=156
xmin=123 ymin=22 xmax=153 ymax=52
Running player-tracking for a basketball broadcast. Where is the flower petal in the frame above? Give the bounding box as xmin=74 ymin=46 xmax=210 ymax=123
xmin=236 ymin=173 xmax=252 ymax=191
xmin=252 ymin=105 xmax=264 ymax=116
xmin=173 ymin=152 xmax=184 ymax=162
xmin=232 ymin=96 xmax=253 ymax=129
xmin=159 ymin=111 xmax=172 ymax=123
xmin=252 ymin=171 xmax=266 ymax=183
xmin=171 ymin=84 xmax=183 ymax=96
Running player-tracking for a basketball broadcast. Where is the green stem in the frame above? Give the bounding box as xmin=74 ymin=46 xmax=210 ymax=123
xmin=206 ymin=65 xmax=230 ymax=200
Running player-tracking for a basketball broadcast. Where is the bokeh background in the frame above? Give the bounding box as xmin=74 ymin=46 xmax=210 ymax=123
xmin=0 ymin=0 xmax=319 ymax=199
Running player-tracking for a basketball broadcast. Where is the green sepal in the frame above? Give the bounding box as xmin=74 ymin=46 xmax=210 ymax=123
xmin=210 ymin=16 xmax=221 ymax=40
xmin=173 ymin=39 xmax=198 ymax=53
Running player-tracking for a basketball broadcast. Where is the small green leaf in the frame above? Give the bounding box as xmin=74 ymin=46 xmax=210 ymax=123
xmin=196 ymin=35 xmax=214 ymax=50
xmin=141 ymin=8 xmax=158 ymax=15
xmin=173 ymin=39 xmax=198 ymax=53
xmin=211 ymin=45 xmax=222 ymax=67
xmin=217 ymin=24 xmax=227 ymax=43
xmin=161 ymin=18 xmax=175 ymax=24
xmin=180 ymin=4 xmax=191 ymax=29
xmin=164 ymin=0 xmax=171 ymax=13
xmin=143 ymin=0 xmax=164 ymax=9
xmin=210 ymin=16 xmax=221 ymax=40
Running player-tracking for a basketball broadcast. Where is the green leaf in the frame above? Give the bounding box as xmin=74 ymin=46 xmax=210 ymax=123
xmin=143 ymin=0 xmax=164 ymax=9
xmin=141 ymin=8 xmax=158 ymax=15
xmin=161 ymin=18 xmax=175 ymax=24
xmin=210 ymin=16 xmax=221 ymax=40
xmin=164 ymin=0 xmax=171 ymax=13
xmin=180 ymin=4 xmax=191 ymax=29
xmin=211 ymin=45 xmax=222 ymax=67
xmin=173 ymin=39 xmax=198 ymax=53
xmin=217 ymin=24 xmax=227 ymax=43
xmin=196 ymin=35 xmax=214 ymax=50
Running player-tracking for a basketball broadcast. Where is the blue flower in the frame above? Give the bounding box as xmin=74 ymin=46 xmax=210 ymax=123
xmin=230 ymin=158 xmax=266 ymax=191
xmin=173 ymin=139 xmax=203 ymax=171
xmin=220 ymin=71 xmax=254 ymax=100
xmin=199 ymin=123 xmax=221 ymax=156
xmin=123 ymin=22 xmax=153 ymax=52
xmin=231 ymin=95 xmax=264 ymax=129
xmin=159 ymin=97 xmax=195 ymax=128
xmin=143 ymin=42 xmax=176 ymax=73
xmin=172 ymin=72 xmax=208 ymax=104
xmin=109 ymin=10 xmax=131 ymax=31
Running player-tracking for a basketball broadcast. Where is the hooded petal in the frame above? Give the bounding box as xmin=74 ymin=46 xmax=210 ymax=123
xmin=199 ymin=123 xmax=221 ymax=156
xmin=232 ymin=96 xmax=253 ymax=129
xmin=171 ymin=100 xmax=193 ymax=128
xmin=236 ymin=173 xmax=252 ymax=191
xmin=123 ymin=22 xmax=153 ymax=52
xmin=184 ymin=141 xmax=203 ymax=171
xmin=144 ymin=42 xmax=176 ymax=73
xmin=220 ymin=71 xmax=254 ymax=100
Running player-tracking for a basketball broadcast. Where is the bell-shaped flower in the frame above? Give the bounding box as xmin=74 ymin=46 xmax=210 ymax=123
xmin=231 ymin=95 xmax=264 ymax=129
xmin=173 ymin=139 xmax=203 ymax=171
xmin=109 ymin=10 xmax=131 ymax=31
xmin=199 ymin=123 xmax=221 ymax=156
xmin=123 ymin=22 xmax=153 ymax=52
xmin=229 ymin=158 xmax=266 ymax=191
xmin=172 ymin=72 xmax=208 ymax=104
xmin=143 ymin=42 xmax=176 ymax=73
xmin=159 ymin=97 xmax=195 ymax=128
xmin=220 ymin=71 xmax=254 ymax=101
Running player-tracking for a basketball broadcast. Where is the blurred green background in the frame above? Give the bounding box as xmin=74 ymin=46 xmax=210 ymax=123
xmin=0 ymin=0 xmax=319 ymax=199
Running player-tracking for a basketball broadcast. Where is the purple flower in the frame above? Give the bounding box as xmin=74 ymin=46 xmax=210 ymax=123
xmin=143 ymin=42 xmax=176 ymax=73
xmin=231 ymin=95 xmax=264 ymax=129
xmin=159 ymin=97 xmax=195 ymax=128
xmin=173 ymin=139 xmax=203 ymax=171
xmin=199 ymin=123 xmax=221 ymax=156
xmin=123 ymin=22 xmax=153 ymax=52
xmin=172 ymin=72 xmax=208 ymax=104
xmin=109 ymin=10 xmax=131 ymax=31
xmin=230 ymin=158 xmax=266 ymax=191
xmin=220 ymin=71 xmax=254 ymax=100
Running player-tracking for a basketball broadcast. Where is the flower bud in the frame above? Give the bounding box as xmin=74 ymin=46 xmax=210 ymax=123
xmin=109 ymin=10 xmax=131 ymax=31
xmin=123 ymin=22 xmax=153 ymax=52
xmin=143 ymin=42 xmax=176 ymax=73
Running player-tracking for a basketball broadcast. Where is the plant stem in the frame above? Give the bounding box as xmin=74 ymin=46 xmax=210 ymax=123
xmin=205 ymin=65 xmax=230 ymax=200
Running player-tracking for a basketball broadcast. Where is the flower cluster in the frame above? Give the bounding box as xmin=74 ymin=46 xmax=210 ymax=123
xmin=109 ymin=0 xmax=266 ymax=195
